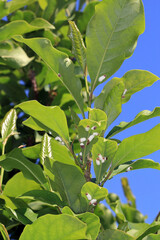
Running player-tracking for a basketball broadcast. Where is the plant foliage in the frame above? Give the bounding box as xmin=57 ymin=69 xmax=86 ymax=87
xmin=0 ymin=0 xmax=159 ymax=239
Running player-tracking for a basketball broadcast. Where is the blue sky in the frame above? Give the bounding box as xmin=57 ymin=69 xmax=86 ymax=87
xmin=84 ymin=0 xmax=160 ymax=223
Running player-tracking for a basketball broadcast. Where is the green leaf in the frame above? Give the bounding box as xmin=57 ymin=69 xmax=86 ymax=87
xmin=0 ymin=148 xmax=48 ymax=190
xmin=14 ymin=36 xmax=85 ymax=116
xmin=3 ymin=172 xmax=41 ymax=198
xmin=121 ymin=204 xmax=145 ymax=223
xmin=23 ymin=117 xmax=44 ymax=131
xmin=81 ymin=182 xmax=108 ymax=207
xmin=38 ymin=0 xmax=48 ymax=10
xmin=97 ymin=229 xmax=135 ymax=240
xmin=0 ymin=19 xmax=54 ymax=42
xmin=111 ymin=124 xmax=160 ymax=170
xmin=0 ymin=43 xmax=34 ymax=69
xmin=5 ymin=206 xmax=38 ymax=225
xmin=40 ymin=133 xmax=75 ymax=166
xmin=94 ymin=78 xmax=125 ymax=126
xmin=16 ymin=100 xmax=70 ymax=144
xmin=88 ymin=108 xmax=107 ymax=131
xmin=68 ymin=21 xmax=86 ymax=72
xmin=1 ymin=109 xmax=17 ymax=142
xmin=86 ymin=0 xmax=145 ymax=92
xmin=46 ymin=161 xmax=87 ymax=213
xmin=92 ymin=137 xmax=118 ymax=184
xmin=143 ymin=234 xmax=160 ymax=240
xmin=20 ymin=189 xmax=63 ymax=207
xmin=19 ymin=214 xmax=88 ymax=240
xmin=126 ymin=222 xmax=160 ymax=240
xmin=77 ymin=212 xmax=100 ymax=240
xmin=110 ymin=159 xmax=160 ymax=179
xmin=22 ymin=144 xmax=41 ymax=160
xmin=0 ymin=223 xmax=10 ymax=240
xmin=107 ymin=107 xmax=160 ymax=138
xmin=0 ymin=0 xmax=37 ymax=19
xmin=121 ymin=70 xmax=159 ymax=104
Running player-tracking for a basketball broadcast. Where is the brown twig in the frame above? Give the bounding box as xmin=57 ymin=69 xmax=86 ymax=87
xmin=28 ymin=69 xmax=38 ymax=100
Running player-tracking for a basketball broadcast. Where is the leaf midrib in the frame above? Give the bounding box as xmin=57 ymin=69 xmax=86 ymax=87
xmin=6 ymin=156 xmax=46 ymax=188
xmin=91 ymin=0 xmax=127 ymax=92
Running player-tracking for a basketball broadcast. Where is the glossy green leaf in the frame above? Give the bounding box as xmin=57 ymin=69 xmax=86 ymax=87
xmin=86 ymin=0 xmax=145 ymax=92
xmin=1 ymin=109 xmax=17 ymax=142
xmin=20 ymin=189 xmax=63 ymax=207
xmin=92 ymin=137 xmax=118 ymax=184
xmin=111 ymin=124 xmax=160 ymax=170
xmin=95 ymin=79 xmax=125 ymax=126
xmin=121 ymin=70 xmax=159 ymax=103
xmin=107 ymin=107 xmax=160 ymax=138
xmin=110 ymin=159 xmax=160 ymax=179
xmin=0 ymin=44 xmax=34 ymax=68
xmin=81 ymin=182 xmax=108 ymax=207
xmin=97 ymin=229 xmax=134 ymax=240
xmin=0 ymin=223 xmax=10 ymax=240
xmin=40 ymin=133 xmax=75 ymax=165
xmin=89 ymin=108 xmax=107 ymax=130
xmin=0 ymin=0 xmax=37 ymax=19
xmin=38 ymin=0 xmax=48 ymax=10
xmin=127 ymin=222 xmax=160 ymax=240
xmin=22 ymin=144 xmax=41 ymax=160
xmin=14 ymin=36 xmax=85 ymax=116
xmin=3 ymin=172 xmax=41 ymax=198
xmin=23 ymin=117 xmax=44 ymax=131
xmin=68 ymin=21 xmax=86 ymax=71
xmin=0 ymin=19 xmax=54 ymax=43
xmin=143 ymin=234 xmax=160 ymax=240
xmin=19 ymin=214 xmax=88 ymax=240
xmin=0 ymin=148 xmax=48 ymax=190
xmin=42 ymin=0 xmax=57 ymax=20
xmin=5 ymin=206 xmax=38 ymax=225
xmin=77 ymin=212 xmax=100 ymax=240
xmin=46 ymin=161 xmax=86 ymax=213
xmin=16 ymin=100 xmax=70 ymax=143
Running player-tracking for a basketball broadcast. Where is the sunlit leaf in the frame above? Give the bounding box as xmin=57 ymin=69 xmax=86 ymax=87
xmin=19 ymin=214 xmax=88 ymax=240
xmin=86 ymin=0 xmax=145 ymax=92
xmin=48 ymin=161 xmax=87 ymax=213
xmin=107 ymin=107 xmax=160 ymax=138
xmin=14 ymin=36 xmax=85 ymax=116
xmin=0 ymin=148 xmax=48 ymax=190
xmin=97 ymin=229 xmax=134 ymax=240
xmin=92 ymin=137 xmax=118 ymax=184
xmin=0 ymin=19 xmax=54 ymax=42
xmin=77 ymin=212 xmax=100 ymax=240
xmin=16 ymin=100 xmax=70 ymax=144
xmin=3 ymin=172 xmax=41 ymax=198
xmin=111 ymin=124 xmax=160 ymax=170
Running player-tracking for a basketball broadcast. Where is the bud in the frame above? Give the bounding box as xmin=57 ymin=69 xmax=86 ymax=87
xmin=122 ymin=88 xmax=127 ymax=98
xmin=80 ymin=143 xmax=85 ymax=148
xmin=93 ymin=132 xmax=99 ymax=136
xmin=58 ymin=73 xmax=61 ymax=77
xmin=91 ymin=126 xmax=97 ymax=130
xmin=55 ymin=136 xmax=62 ymax=142
xmin=89 ymin=199 xmax=97 ymax=206
xmin=126 ymin=166 xmax=133 ymax=172
xmin=85 ymin=125 xmax=90 ymax=131
xmin=98 ymin=75 xmax=106 ymax=82
xmin=96 ymin=158 xmax=101 ymax=165
xmin=88 ymin=134 xmax=95 ymax=143
xmin=79 ymin=137 xmax=86 ymax=143
xmin=86 ymin=193 xmax=92 ymax=200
